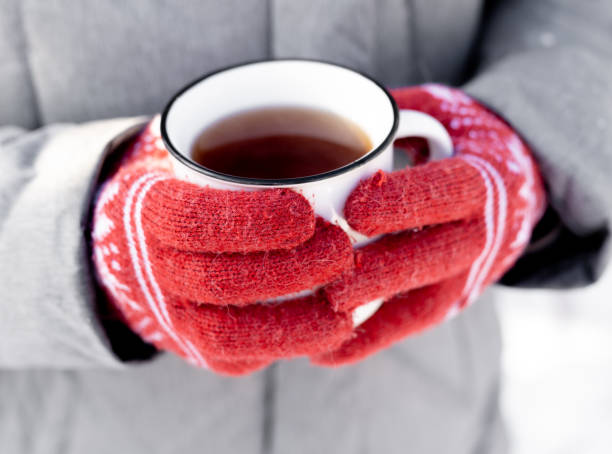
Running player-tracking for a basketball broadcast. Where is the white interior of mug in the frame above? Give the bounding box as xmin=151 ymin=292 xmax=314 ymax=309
xmin=163 ymin=60 xmax=395 ymax=179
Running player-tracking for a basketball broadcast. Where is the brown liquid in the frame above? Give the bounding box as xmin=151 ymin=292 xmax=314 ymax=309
xmin=191 ymin=106 xmax=372 ymax=179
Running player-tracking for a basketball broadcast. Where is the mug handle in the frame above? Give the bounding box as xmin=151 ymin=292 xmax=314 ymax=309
xmin=396 ymin=109 xmax=454 ymax=161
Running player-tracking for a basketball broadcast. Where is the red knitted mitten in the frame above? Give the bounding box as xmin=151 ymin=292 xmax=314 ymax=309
xmin=92 ymin=118 xmax=355 ymax=375
xmin=312 ymin=85 xmax=546 ymax=366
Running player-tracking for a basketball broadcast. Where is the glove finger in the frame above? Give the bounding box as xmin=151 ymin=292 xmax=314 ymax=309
xmin=325 ymin=219 xmax=485 ymax=312
xmin=142 ymin=178 xmax=316 ymax=253
xmin=166 ymin=292 xmax=353 ymax=360
xmin=150 ymin=217 xmax=353 ymax=305
xmin=344 ymin=157 xmax=487 ymax=236
xmin=204 ymin=357 xmax=274 ymax=376
xmin=312 ymin=271 xmax=469 ymax=366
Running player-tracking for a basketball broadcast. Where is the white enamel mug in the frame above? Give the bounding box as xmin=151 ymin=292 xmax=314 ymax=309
xmin=161 ymin=60 xmax=453 ymax=326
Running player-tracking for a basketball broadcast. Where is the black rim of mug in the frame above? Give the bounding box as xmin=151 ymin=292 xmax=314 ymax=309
xmin=160 ymin=58 xmax=399 ymax=186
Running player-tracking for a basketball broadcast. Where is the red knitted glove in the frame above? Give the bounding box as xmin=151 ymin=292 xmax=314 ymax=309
xmin=312 ymin=85 xmax=546 ymax=366
xmin=92 ymin=118 xmax=355 ymax=375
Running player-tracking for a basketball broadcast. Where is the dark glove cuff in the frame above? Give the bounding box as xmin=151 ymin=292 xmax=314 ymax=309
xmin=501 ymin=205 xmax=609 ymax=288
xmin=82 ymin=121 xmax=157 ymax=362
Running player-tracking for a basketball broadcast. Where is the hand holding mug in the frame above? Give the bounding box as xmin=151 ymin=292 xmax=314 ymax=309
xmin=314 ymin=85 xmax=546 ymax=365
xmin=162 ymin=60 xmax=454 ymax=324
xmin=93 ymin=118 xmax=359 ymax=374
xmin=92 ymin=61 xmax=545 ymax=375
xmin=93 ymin=61 xmax=452 ymax=375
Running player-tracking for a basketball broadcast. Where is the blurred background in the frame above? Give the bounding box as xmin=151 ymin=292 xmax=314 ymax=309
xmin=496 ymin=268 xmax=612 ymax=453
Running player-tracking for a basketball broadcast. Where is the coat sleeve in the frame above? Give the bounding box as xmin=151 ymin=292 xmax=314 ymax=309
xmin=0 ymin=117 xmax=156 ymax=368
xmin=463 ymin=0 xmax=612 ymax=287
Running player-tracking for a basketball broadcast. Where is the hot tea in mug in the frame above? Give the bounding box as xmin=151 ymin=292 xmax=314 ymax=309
xmin=191 ymin=106 xmax=373 ymax=179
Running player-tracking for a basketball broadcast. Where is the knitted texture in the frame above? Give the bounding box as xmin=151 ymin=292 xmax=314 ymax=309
xmin=92 ymin=85 xmax=546 ymax=375
xmin=142 ymin=180 xmax=316 ymax=253
xmin=314 ymin=85 xmax=546 ymax=366
xmin=324 ymin=219 xmax=486 ymax=312
xmin=149 ymin=218 xmax=353 ymax=305
xmin=92 ymin=118 xmax=354 ymax=375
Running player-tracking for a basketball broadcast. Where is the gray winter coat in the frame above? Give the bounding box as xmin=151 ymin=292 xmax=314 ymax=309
xmin=1 ymin=1 xmax=610 ymax=453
